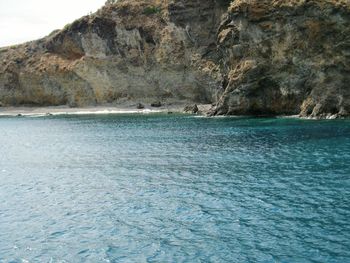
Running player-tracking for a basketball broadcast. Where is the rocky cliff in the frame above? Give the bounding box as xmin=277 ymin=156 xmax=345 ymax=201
xmin=213 ymin=0 xmax=350 ymax=118
xmin=0 ymin=0 xmax=349 ymax=118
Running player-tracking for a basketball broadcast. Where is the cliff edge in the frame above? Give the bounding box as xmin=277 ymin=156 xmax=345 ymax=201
xmin=0 ymin=0 xmax=349 ymax=118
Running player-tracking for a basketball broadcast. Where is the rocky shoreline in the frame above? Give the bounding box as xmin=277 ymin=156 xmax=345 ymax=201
xmin=0 ymin=0 xmax=349 ymax=119
xmin=0 ymin=103 xmax=212 ymax=117
xmin=1 ymin=104 xmax=346 ymax=120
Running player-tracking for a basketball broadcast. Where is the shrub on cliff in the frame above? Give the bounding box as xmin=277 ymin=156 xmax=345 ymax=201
xmin=217 ymin=0 xmax=232 ymax=7
xmin=105 ymin=0 xmax=117 ymax=5
xmin=143 ymin=6 xmax=161 ymax=15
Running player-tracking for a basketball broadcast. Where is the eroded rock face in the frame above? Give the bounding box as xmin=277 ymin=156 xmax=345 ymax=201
xmin=0 ymin=0 xmax=349 ymax=118
xmin=212 ymin=0 xmax=350 ymax=118
xmin=0 ymin=0 xmax=226 ymax=107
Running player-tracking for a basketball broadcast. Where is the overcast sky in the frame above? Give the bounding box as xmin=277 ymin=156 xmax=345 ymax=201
xmin=0 ymin=0 xmax=106 ymax=47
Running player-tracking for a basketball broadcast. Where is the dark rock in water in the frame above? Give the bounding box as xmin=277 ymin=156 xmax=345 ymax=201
xmin=184 ymin=104 xmax=199 ymax=114
xmin=151 ymin=101 xmax=162 ymax=108
xmin=136 ymin=103 xmax=145 ymax=109
xmin=17 ymin=114 xmax=22 ymax=117
xmin=167 ymin=111 xmax=173 ymax=114
xmin=46 ymin=113 xmax=53 ymax=116
xmin=339 ymin=108 xmax=349 ymax=117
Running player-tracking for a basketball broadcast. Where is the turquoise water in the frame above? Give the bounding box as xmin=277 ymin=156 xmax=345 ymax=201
xmin=0 ymin=114 xmax=349 ymax=262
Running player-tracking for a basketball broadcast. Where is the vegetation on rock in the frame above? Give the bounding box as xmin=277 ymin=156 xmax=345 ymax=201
xmin=143 ymin=6 xmax=161 ymax=15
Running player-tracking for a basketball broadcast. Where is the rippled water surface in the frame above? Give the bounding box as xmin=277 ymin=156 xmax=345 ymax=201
xmin=0 ymin=114 xmax=349 ymax=262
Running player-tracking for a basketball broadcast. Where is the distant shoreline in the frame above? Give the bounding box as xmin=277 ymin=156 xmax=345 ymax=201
xmin=0 ymin=105 xmax=347 ymax=120
xmin=0 ymin=106 xmax=180 ymax=117
xmin=0 ymin=104 xmax=213 ymax=117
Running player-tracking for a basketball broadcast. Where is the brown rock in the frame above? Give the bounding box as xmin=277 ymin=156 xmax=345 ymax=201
xmin=184 ymin=104 xmax=199 ymax=114
xmin=214 ymin=0 xmax=350 ymax=118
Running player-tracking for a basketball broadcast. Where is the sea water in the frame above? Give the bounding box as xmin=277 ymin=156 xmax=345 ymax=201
xmin=0 ymin=114 xmax=349 ymax=262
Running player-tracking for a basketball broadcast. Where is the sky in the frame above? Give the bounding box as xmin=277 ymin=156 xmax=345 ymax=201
xmin=0 ymin=0 xmax=106 ymax=47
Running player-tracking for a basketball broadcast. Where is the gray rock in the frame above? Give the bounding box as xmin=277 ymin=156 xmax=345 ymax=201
xmin=184 ymin=104 xmax=199 ymax=114
xmin=136 ymin=103 xmax=145 ymax=109
xmin=151 ymin=101 xmax=162 ymax=108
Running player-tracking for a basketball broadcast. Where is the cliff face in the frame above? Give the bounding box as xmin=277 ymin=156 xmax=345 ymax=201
xmin=0 ymin=0 xmax=226 ymax=107
xmin=0 ymin=0 xmax=349 ymax=118
xmin=213 ymin=0 xmax=350 ymax=118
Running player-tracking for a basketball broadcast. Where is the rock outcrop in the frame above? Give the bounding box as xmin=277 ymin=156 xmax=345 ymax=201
xmin=0 ymin=0 xmax=226 ymax=108
xmin=212 ymin=0 xmax=350 ymax=118
xmin=0 ymin=0 xmax=349 ymax=118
